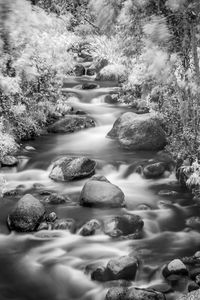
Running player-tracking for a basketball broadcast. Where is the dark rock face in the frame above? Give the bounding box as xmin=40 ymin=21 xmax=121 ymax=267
xmin=143 ymin=162 xmax=166 ymax=179
xmin=86 ymin=68 xmax=95 ymax=76
xmin=43 ymin=193 xmax=70 ymax=204
xmin=78 ymin=219 xmax=101 ymax=236
xmin=8 ymin=194 xmax=45 ymax=232
xmin=52 ymin=218 xmax=76 ymax=232
xmin=1 ymin=155 xmax=18 ymax=167
xmin=48 ymin=115 xmax=95 ymax=134
xmin=80 ymin=178 xmax=125 ymax=208
xmin=104 ymin=214 xmax=144 ymax=238
xmin=162 ymin=259 xmax=188 ymax=280
xmin=179 ymin=289 xmax=200 ymax=300
xmin=82 ymin=83 xmax=98 ymax=89
xmin=126 ymin=288 xmax=166 ymax=300
xmin=105 ymin=287 xmax=128 ymax=300
xmin=186 ymin=217 xmax=200 ymax=231
xmin=91 ymin=255 xmax=139 ymax=282
xmin=105 ymin=287 xmax=165 ymax=300
xmin=107 ymin=112 xmax=166 ymax=151
xmin=49 ymin=156 xmax=96 ymax=182
xmin=74 ymin=64 xmax=85 ymax=76
xmin=106 ymin=256 xmax=139 ymax=281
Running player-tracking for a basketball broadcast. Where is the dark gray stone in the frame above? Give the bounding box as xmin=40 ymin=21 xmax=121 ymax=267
xmin=49 ymin=156 xmax=96 ymax=182
xmin=8 ymin=194 xmax=45 ymax=232
xmin=48 ymin=115 xmax=95 ymax=134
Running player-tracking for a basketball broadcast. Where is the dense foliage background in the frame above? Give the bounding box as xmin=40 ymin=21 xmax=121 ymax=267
xmin=0 ymin=0 xmax=200 ymax=173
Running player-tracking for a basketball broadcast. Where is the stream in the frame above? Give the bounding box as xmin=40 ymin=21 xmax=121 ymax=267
xmin=0 ymin=75 xmax=200 ymax=300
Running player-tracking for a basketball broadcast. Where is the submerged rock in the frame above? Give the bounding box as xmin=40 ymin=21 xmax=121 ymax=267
xmin=43 ymin=193 xmax=71 ymax=204
xmin=82 ymin=83 xmax=98 ymax=89
xmin=8 ymin=194 xmax=45 ymax=232
xmin=49 ymin=156 xmax=96 ymax=182
xmin=48 ymin=115 xmax=95 ymax=134
xmin=80 ymin=177 xmax=125 ymax=208
xmin=107 ymin=112 xmax=166 ymax=151
xmin=104 ymin=214 xmax=144 ymax=238
xmin=158 ymin=190 xmax=178 ymax=197
xmin=52 ymin=218 xmax=76 ymax=232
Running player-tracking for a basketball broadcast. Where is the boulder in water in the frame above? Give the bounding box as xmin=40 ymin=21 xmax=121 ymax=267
xmin=126 ymin=288 xmax=166 ymax=300
xmin=49 ymin=156 xmax=96 ymax=182
xmin=143 ymin=162 xmax=166 ymax=179
xmin=82 ymin=83 xmax=98 ymax=90
xmin=7 ymin=194 xmax=45 ymax=232
xmin=105 ymin=287 xmax=128 ymax=300
xmin=43 ymin=193 xmax=71 ymax=204
xmin=48 ymin=115 xmax=95 ymax=134
xmin=80 ymin=177 xmax=125 ymax=208
xmin=107 ymin=112 xmax=166 ymax=151
xmin=162 ymin=259 xmax=188 ymax=280
xmin=74 ymin=64 xmax=85 ymax=76
xmin=52 ymin=218 xmax=76 ymax=232
xmin=104 ymin=214 xmax=144 ymax=238
xmin=1 ymin=155 xmax=18 ymax=167
xmin=179 ymin=289 xmax=200 ymax=300
xmin=78 ymin=219 xmax=101 ymax=236
xmin=186 ymin=217 xmax=200 ymax=231
xmin=106 ymin=256 xmax=139 ymax=281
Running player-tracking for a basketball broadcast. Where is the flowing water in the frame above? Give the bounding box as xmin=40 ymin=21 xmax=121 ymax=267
xmin=0 ymin=76 xmax=199 ymax=300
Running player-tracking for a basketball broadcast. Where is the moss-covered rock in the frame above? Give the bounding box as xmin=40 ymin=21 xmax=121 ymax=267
xmin=48 ymin=115 xmax=95 ymax=134
xmin=7 ymin=194 xmax=45 ymax=232
xmin=49 ymin=156 xmax=96 ymax=181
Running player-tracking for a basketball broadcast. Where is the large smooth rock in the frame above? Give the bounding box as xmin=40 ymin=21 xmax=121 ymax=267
xmin=7 ymin=194 xmax=45 ymax=232
xmin=162 ymin=259 xmax=188 ymax=280
xmin=48 ymin=115 xmax=95 ymax=134
xmin=107 ymin=112 xmax=166 ymax=151
xmin=80 ymin=178 xmax=125 ymax=208
xmin=49 ymin=156 xmax=96 ymax=182
xmin=106 ymin=256 xmax=139 ymax=280
xmin=104 ymin=214 xmax=144 ymax=238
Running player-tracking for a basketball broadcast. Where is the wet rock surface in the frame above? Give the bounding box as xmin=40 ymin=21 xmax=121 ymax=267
xmin=49 ymin=156 xmax=96 ymax=181
xmin=48 ymin=115 xmax=95 ymax=134
xmin=8 ymin=194 xmax=45 ymax=232
xmin=107 ymin=112 xmax=167 ymax=151
xmin=103 ymin=214 xmax=144 ymax=237
xmin=80 ymin=177 xmax=125 ymax=208
xmin=105 ymin=287 xmax=165 ymax=300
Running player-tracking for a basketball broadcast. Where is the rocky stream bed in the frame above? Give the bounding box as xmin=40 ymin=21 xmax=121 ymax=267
xmin=0 ymin=56 xmax=200 ymax=300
